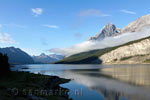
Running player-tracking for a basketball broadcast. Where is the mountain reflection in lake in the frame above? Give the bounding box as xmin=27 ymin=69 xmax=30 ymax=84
xmin=13 ymin=64 xmax=150 ymax=100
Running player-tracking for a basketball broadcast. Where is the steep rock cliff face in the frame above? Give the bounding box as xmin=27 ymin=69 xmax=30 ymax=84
xmin=99 ymin=38 xmax=150 ymax=64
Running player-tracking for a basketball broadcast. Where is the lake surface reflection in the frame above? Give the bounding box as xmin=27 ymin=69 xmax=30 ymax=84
xmin=12 ymin=64 xmax=150 ymax=100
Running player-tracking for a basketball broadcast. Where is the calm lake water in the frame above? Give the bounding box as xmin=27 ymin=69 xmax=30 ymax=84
xmin=12 ymin=64 xmax=150 ymax=100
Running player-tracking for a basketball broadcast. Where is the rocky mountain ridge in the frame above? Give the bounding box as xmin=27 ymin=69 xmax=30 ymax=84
xmin=122 ymin=14 xmax=150 ymax=33
xmin=88 ymin=14 xmax=150 ymax=41
xmin=0 ymin=47 xmax=34 ymax=64
xmin=88 ymin=23 xmax=121 ymax=41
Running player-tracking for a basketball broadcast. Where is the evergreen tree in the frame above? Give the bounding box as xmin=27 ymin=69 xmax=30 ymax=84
xmin=0 ymin=53 xmax=10 ymax=75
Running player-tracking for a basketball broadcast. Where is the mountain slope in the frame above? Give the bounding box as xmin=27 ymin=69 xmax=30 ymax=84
xmin=122 ymin=14 xmax=150 ymax=33
xmin=0 ymin=47 xmax=34 ymax=64
xmin=55 ymin=37 xmax=150 ymax=64
xmin=100 ymin=37 xmax=150 ymax=64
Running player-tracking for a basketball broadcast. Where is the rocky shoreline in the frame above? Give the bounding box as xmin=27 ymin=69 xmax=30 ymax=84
xmin=0 ymin=71 xmax=72 ymax=100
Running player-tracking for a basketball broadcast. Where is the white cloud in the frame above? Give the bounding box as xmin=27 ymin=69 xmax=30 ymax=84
xmin=0 ymin=24 xmax=16 ymax=44
xmin=22 ymin=48 xmax=46 ymax=56
xmin=41 ymin=38 xmax=48 ymax=46
xmin=43 ymin=24 xmax=59 ymax=29
xmin=31 ymin=8 xmax=43 ymax=16
xmin=49 ymin=26 xmax=150 ymax=56
xmin=0 ymin=24 xmax=2 ymax=28
xmin=4 ymin=23 xmax=26 ymax=28
xmin=74 ymin=33 xmax=83 ymax=40
xmin=0 ymin=32 xmax=16 ymax=44
xmin=78 ymin=9 xmax=110 ymax=17
xmin=120 ymin=9 xmax=136 ymax=15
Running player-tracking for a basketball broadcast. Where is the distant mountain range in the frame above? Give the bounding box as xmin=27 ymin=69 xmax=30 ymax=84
xmin=2 ymin=14 xmax=150 ymax=64
xmin=32 ymin=53 xmax=64 ymax=64
xmin=56 ymin=14 xmax=150 ymax=64
xmin=0 ymin=47 xmax=34 ymax=64
xmin=0 ymin=47 xmax=64 ymax=64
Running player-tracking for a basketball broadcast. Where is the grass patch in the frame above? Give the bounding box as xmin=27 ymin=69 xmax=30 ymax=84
xmin=120 ymin=54 xmax=149 ymax=61
xmin=144 ymin=59 xmax=150 ymax=63
xmin=120 ymin=56 xmax=133 ymax=61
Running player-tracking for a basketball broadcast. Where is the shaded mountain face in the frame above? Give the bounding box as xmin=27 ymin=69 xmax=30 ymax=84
xmin=0 ymin=47 xmax=34 ymax=64
xmin=32 ymin=53 xmax=64 ymax=64
xmin=88 ymin=23 xmax=121 ymax=41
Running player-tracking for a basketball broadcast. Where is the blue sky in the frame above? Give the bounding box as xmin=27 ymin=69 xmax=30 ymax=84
xmin=0 ymin=0 xmax=150 ymax=55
